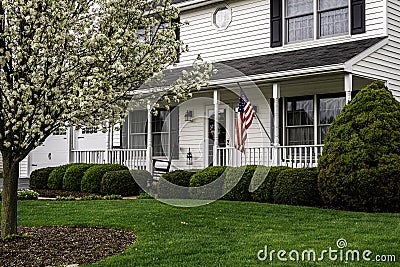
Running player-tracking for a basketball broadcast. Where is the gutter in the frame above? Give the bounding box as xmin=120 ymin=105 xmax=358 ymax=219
xmin=208 ymin=64 xmax=345 ymax=86
xmin=175 ymin=0 xmax=225 ymax=11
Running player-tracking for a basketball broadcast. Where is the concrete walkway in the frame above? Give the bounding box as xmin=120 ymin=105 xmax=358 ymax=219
xmin=0 ymin=178 xmax=30 ymax=190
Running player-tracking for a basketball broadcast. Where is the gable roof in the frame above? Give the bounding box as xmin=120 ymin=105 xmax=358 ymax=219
xmin=213 ymin=37 xmax=386 ymax=80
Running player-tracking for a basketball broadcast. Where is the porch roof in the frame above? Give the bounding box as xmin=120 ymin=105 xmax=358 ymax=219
xmin=213 ymin=37 xmax=386 ymax=81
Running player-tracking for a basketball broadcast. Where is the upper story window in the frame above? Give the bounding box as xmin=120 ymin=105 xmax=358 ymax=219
xmin=286 ymin=0 xmax=349 ymax=43
xmin=286 ymin=0 xmax=314 ymax=42
xmin=213 ymin=5 xmax=232 ymax=30
xmin=319 ymin=0 xmax=349 ymax=37
xmin=271 ymin=0 xmax=365 ymax=47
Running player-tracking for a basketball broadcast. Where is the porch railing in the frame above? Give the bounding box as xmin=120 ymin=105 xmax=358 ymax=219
xmin=71 ymin=149 xmax=147 ymax=170
xmin=217 ymin=145 xmax=324 ymax=168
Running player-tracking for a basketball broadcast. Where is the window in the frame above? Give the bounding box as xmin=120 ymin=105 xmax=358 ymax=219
xmin=286 ymin=97 xmax=314 ymax=145
xmin=123 ymin=108 xmax=179 ymax=159
xmin=53 ymin=127 xmax=66 ymax=135
xmin=82 ymin=126 xmax=98 ymax=134
xmin=213 ymin=5 xmax=232 ymax=30
xmin=271 ymin=0 xmax=364 ymax=46
xmin=319 ymin=0 xmax=349 ymax=37
xmin=286 ymin=0 xmax=314 ymax=42
xmin=318 ymin=94 xmax=345 ymax=143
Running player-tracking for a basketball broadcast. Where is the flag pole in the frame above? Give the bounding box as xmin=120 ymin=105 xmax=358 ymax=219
xmin=237 ymin=83 xmax=273 ymax=144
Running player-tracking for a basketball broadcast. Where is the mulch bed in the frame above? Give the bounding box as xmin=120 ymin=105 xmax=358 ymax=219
xmin=0 ymin=226 xmax=136 ymax=267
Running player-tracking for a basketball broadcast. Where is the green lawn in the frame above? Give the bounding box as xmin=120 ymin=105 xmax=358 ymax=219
xmin=13 ymin=200 xmax=400 ymax=266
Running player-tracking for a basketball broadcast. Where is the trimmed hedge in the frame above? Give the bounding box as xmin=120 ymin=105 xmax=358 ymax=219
xmin=81 ymin=164 xmax=128 ymax=193
xmin=101 ymin=170 xmax=148 ymax=196
xmin=157 ymin=170 xmax=196 ymax=199
xmin=48 ymin=164 xmax=79 ymax=190
xmin=273 ymin=168 xmax=322 ymax=206
xmin=63 ymin=164 xmax=94 ymax=191
xmin=318 ymin=81 xmax=400 ymax=212
xmin=252 ymin=166 xmax=290 ymax=203
xmin=189 ymin=166 xmax=227 ymax=200
xmin=223 ymin=165 xmax=257 ymax=201
xmin=29 ymin=167 xmax=56 ymax=189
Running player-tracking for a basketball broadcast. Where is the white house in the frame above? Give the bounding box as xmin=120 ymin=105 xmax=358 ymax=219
xmin=9 ymin=0 xmax=400 ymax=177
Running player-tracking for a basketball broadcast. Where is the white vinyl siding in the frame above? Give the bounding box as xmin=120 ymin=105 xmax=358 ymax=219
xmin=178 ymin=0 xmax=386 ymax=64
xmin=352 ymin=0 xmax=400 ymax=100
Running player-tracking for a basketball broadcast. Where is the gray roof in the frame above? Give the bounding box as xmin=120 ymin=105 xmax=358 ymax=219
xmin=213 ymin=37 xmax=385 ymax=80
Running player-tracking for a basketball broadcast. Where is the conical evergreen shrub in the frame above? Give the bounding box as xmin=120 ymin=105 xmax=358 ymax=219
xmin=318 ymin=81 xmax=400 ymax=212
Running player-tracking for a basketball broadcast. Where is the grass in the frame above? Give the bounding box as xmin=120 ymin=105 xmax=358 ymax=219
xmin=10 ymin=200 xmax=400 ymax=266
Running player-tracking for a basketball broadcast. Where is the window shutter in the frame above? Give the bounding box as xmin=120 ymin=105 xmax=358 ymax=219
xmin=351 ymin=0 xmax=365 ymax=35
xmin=270 ymin=0 xmax=282 ymax=47
xmin=172 ymin=17 xmax=181 ymax=62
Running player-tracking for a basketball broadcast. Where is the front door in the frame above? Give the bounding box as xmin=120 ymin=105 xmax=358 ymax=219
xmin=208 ymin=109 xmax=226 ymax=166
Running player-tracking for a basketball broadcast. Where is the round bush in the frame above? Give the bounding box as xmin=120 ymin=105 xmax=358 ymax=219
xmin=48 ymin=164 xmax=79 ymax=190
xmin=273 ymin=168 xmax=321 ymax=206
xmin=29 ymin=167 xmax=56 ymax=189
xmin=81 ymin=164 xmax=128 ymax=193
xmin=157 ymin=170 xmax=196 ymax=199
xmin=223 ymin=165 xmax=257 ymax=201
xmin=189 ymin=166 xmax=227 ymax=200
xmin=101 ymin=170 xmax=147 ymax=196
xmin=62 ymin=163 xmax=94 ymax=191
xmin=252 ymin=166 xmax=290 ymax=203
xmin=318 ymin=81 xmax=400 ymax=212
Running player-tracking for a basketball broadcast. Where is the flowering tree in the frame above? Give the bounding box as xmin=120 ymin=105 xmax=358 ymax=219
xmin=0 ymin=0 xmax=213 ymax=238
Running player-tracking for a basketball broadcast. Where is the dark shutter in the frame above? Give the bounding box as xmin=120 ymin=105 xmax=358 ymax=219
xmin=172 ymin=17 xmax=180 ymax=62
xmin=270 ymin=0 xmax=283 ymax=47
xmin=351 ymin=0 xmax=365 ymax=35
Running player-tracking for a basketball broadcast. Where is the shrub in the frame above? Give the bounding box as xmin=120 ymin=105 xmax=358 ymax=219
xmin=63 ymin=164 xmax=94 ymax=191
xmin=189 ymin=166 xmax=227 ymax=200
xmin=101 ymin=170 xmax=146 ymax=196
xmin=252 ymin=166 xmax=290 ymax=203
xmin=318 ymin=81 xmax=400 ymax=212
xmin=103 ymin=194 xmax=123 ymax=200
xmin=273 ymin=168 xmax=322 ymax=206
xmin=29 ymin=167 xmax=56 ymax=189
xmin=223 ymin=165 xmax=257 ymax=201
xmin=158 ymin=170 xmax=195 ymax=199
xmin=80 ymin=194 xmax=103 ymax=201
xmin=137 ymin=190 xmax=154 ymax=199
xmin=48 ymin=164 xmax=79 ymax=190
xmin=81 ymin=164 xmax=128 ymax=193
xmin=1 ymin=189 xmax=40 ymax=200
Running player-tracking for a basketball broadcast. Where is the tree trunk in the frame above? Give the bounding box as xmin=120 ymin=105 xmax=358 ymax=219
xmin=1 ymin=152 xmax=20 ymax=238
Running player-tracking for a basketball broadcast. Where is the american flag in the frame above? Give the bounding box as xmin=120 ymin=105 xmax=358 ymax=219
xmin=235 ymin=89 xmax=255 ymax=153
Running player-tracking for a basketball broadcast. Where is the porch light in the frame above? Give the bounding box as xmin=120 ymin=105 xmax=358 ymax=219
xmin=186 ymin=148 xmax=193 ymax=165
xmin=185 ymin=110 xmax=193 ymax=121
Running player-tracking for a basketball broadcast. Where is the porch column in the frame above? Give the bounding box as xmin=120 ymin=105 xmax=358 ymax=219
xmin=345 ymin=73 xmax=353 ymax=104
xmin=105 ymin=123 xmax=110 ymax=164
xmin=146 ymin=105 xmax=153 ymax=173
xmin=213 ymin=89 xmax=219 ymax=166
xmin=67 ymin=126 xmax=74 ymax=163
xmin=273 ymin=83 xmax=281 ymax=166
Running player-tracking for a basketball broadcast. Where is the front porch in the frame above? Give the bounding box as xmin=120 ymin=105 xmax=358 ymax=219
xmin=70 ymin=144 xmax=324 ymax=170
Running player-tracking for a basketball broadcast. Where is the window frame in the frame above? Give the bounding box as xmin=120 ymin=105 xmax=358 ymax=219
xmin=284 ymin=0 xmax=351 ymax=44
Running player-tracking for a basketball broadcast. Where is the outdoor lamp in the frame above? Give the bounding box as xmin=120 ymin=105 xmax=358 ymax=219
xmin=185 ymin=110 xmax=193 ymax=121
xmin=186 ymin=148 xmax=193 ymax=165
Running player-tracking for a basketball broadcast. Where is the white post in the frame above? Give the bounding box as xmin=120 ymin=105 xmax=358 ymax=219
xmin=213 ymin=89 xmax=219 ymax=166
xmin=105 ymin=123 xmax=110 ymax=164
xmin=345 ymin=73 xmax=353 ymax=104
xmin=67 ymin=126 xmax=74 ymax=163
xmin=273 ymin=83 xmax=281 ymax=166
xmin=146 ymin=105 xmax=153 ymax=173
